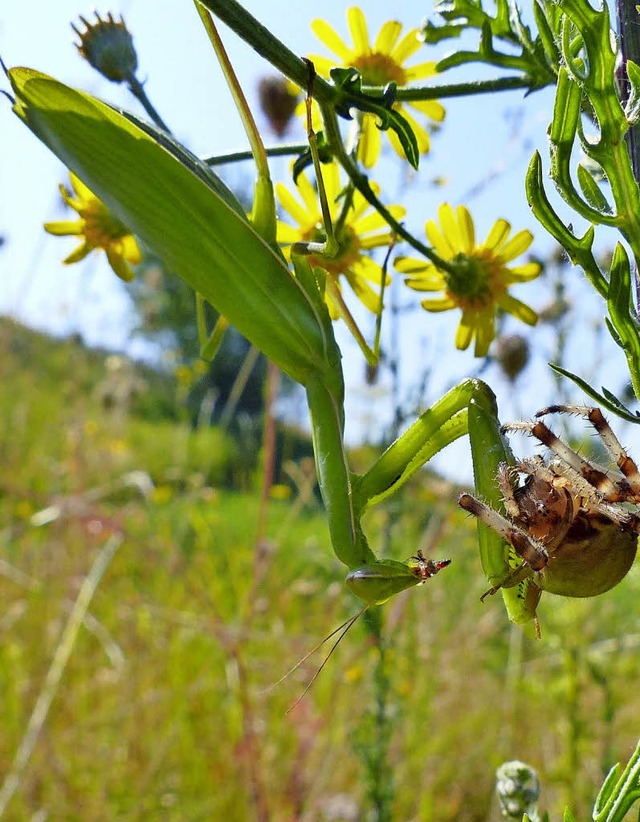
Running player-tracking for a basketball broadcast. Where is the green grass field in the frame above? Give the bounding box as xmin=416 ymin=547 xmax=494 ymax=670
xmin=2 ymin=317 xmax=640 ymax=820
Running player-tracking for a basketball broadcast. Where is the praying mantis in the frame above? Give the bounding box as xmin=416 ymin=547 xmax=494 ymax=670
xmin=6 ymin=1 xmax=630 ymax=634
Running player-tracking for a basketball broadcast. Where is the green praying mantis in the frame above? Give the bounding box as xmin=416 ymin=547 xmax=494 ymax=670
xmin=4 ymin=0 xmax=639 ymax=637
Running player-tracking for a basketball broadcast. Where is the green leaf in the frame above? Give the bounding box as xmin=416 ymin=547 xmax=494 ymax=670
xmin=10 ymin=68 xmax=332 ymax=387
xmin=329 ymin=67 xmax=419 ymax=169
xmin=577 ymin=162 xmax=612 ymax=213
xmin=607 ymin=243 xmax=640 ymax=402
xmin=549 ymin=364 xmax=640 ymax=423
xmin=625 ymin=60 xmax=640 ymax=125
xmin=593 ymin=763 xmax=622 ymax=816
xmin=525 ymin=151 xmax=608 ymax=298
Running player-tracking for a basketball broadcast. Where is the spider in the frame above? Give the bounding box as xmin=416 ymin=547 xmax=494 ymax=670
xmin=458 ymin=405 xmax=640 ymax=631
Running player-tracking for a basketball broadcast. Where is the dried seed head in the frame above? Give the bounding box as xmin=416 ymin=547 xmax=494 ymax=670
xmin=72 ymin=12 xmax=138 ymax=83
xmin=258 ymin=75 xmax=299 ymax=137
xmin=495 ymin=334 xmax=530 ymax=381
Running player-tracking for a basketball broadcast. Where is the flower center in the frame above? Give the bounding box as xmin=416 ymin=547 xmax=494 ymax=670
xmin=444 ymin=251 xmax=507 ymax=311
xmin=306 ymin=223 xmax=361 ymax=275
xmin=81 ymin=200 xmax=132 ymax=249
xmin=352 ymin=53 xmax=406 ymax=86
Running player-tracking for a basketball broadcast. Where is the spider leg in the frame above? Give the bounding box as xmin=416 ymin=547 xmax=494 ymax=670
xmin=537 ymin=405 xmax=640 ymax=499
xmin=496 ymin=462 xmax=520 ymax=520
xmin=458 ymin=492 xmax=549 ymax=571
xmin=503 ymin=418 xmax=623 ymax=501
xmin=548 ymin=460 xmax=640 ymax=530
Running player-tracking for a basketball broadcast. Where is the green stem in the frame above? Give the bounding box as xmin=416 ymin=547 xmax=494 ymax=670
xmin=194 ymin=1 xmax=269 ymax=179
xmin=204 ymin=144 xmax=308 ymax=166
xmin=127 ymin=75 xmax=171 ymax=131
xmin=321 ymin=100 xmax=456 ymax=270
xmin=197 ymin=0 xmax=335 ymax=101
xmin=368 ymin=76 xmax=532 ymax=101
xmin=324 ymin=277 xmax=378 ymax=366
xmin=306 ymin=374 xmax=376 ymax=570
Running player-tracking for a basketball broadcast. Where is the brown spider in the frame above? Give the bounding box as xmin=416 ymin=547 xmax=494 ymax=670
xmin=458 ymin=405 xmax=640 ymax=627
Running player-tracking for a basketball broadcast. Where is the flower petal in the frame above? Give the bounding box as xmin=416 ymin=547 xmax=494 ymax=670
xmin=106 ymin=248 xmax=135 ymax=282
xmin=497 ymin=293 xmax=538 ymax=325
xmin=473 ymin=312 xmax=494 ymax=357
xmin=358 ymin=116 xmax=382 ymax=167
xmin=63 ymin=241 xmax=92 ymax=264
xmin=311 ymin=19 xmax=353 ymax=61
xmin=498 ymin=229 xmax=534 ymax=262
xmin=298 ymin=172 xmax=323 ymax=214
xmin=454 ymin=312 xmax=476 ymax=350
xmin=43 ymin=220 xmax=84 ymax=236
xmin=374 ymin=20 xmax=402 ymax=54
xmin=69 ymin=173 xmax=94 ymax=201
xmin=276 ymin=182 xmax=313 ymax=228
xmin=277 ymin=223 xmax=301 ymax=244
xmin=425 ymin=218 xmax=455 ymax=259
xmin=394 ymin=256 xmax=428 ymax=275
xmin=340 ymin=263 xmax=384 ymax=313
xmin=421 ymin=296 xmax=456 ymax=311
xmin=408 ymin=97 xmax=446 ymax=122
xmin=347 ymin=7 xmax=371 ymax=55
xmin=455 ymin=205 xmax=475 ymax=253
xmin=390 ymin=28 xmax=422 ymax=63
xmin=404 ymin=61 xmax=439 ymax=82
xmin=120 ymin=233 xmax=142 ymax=264
xmin=436 ymin=204 xmax=462 ymax=253
xmin=355 ymin=205 xmax=404 ymax=236
xmin=503 ymin=262 xmax=542 ymax=282
xmin=484 ymin=218 xmax=511 ymax=252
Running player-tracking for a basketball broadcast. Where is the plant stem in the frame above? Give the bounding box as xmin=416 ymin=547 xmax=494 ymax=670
xmin=195 ymin=1 xmax=269 ymax=178
xmin=205 ymin=144 xmax=308 ymax=166
xmin=615 ymin=0 xmax=640 ymax=304
xmin=127 ymin=75 xmax=171 ymax=131
xmin=615 ymin=0 xmax=640 ymax=185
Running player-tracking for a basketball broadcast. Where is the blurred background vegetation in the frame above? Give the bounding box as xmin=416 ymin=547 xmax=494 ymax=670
xmin=2 ymin=316 xmax=640 ymax=820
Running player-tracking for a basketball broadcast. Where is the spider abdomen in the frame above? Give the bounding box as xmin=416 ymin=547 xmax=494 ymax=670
xmin=535 ymin=518 xmax=637 ymax=597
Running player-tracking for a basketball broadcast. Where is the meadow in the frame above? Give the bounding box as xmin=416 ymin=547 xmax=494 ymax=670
xmin=1 ymin=317 xmax=639 ymax=820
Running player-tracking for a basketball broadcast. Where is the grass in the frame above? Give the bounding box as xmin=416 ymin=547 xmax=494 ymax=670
xmin=2 ymin=316 xmax=640 ymax=820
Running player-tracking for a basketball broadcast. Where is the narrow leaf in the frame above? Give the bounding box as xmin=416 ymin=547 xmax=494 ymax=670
xmin=10 ymin=68 xmax=331 ymax=386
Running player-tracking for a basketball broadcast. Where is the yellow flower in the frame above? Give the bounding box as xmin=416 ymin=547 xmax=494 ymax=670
xmin=309 ymin=7 xmax=445 ymax=166
xmin=276 ymin=163 xmax=405 ymax=318
xmin=44 ymin=172 xmax=141 ymax=281
xmin=396 ymin=204 xmax=541 ymax=357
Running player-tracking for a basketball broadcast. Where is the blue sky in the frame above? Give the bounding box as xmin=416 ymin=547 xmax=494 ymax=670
xmin=2 ymin=1 xmax=636 ymax=475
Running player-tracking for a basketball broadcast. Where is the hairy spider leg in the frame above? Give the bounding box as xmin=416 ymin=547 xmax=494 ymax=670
xmin=496 ymin=462 xmax=522 ymax=520
xmin=458 ymin=492 xmax=549 ymax=578
xmin=503 ymin=418 xmax=624 ymax=502
xmin=537 ymin=405 xmax=640 ymax=499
